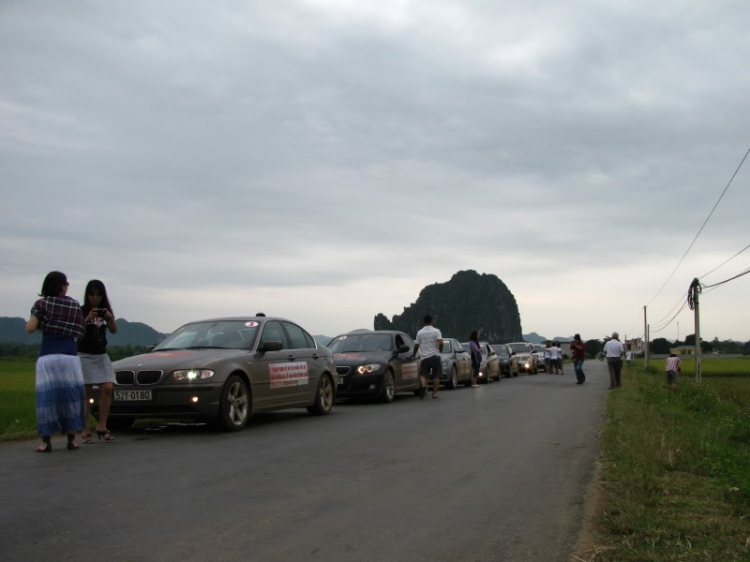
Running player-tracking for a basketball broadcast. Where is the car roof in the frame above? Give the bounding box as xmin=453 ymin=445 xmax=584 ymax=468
xmin=182 ymin=316 xmax=292 ymax=324
xmin=332 ymin=330 xmax=400 ymax=336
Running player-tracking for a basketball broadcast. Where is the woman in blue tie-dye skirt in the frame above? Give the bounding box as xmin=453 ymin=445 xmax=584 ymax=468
xmin=25 ymin=271 xmax=86 ymax=453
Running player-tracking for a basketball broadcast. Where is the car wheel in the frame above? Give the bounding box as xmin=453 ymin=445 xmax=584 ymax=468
xmin=380 ymin=369 xmax=395 ymax=403
xmin=107 ymin=417 xmax=135 ymax=431
xmin=448 ymin=366 xmax=458 ymax=389
xmin=307 ymin=374 xmax=334 ymax=415
xmin=213 ymin=375 xmax=251 ymax=431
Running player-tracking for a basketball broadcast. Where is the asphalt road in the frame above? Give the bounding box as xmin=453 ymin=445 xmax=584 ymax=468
xmin=1 ymin=360 xmax=609 ymax=562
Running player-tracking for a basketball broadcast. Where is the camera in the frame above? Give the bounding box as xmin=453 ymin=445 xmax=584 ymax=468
xmin=97 ymin=308 xmax=107 ymax=318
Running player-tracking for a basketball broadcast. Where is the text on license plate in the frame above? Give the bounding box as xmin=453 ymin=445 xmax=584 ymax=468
xmin=114 ymin=389 xmax=153 ymax=401
xmin=337 ymin=376 xmax=345 ymax=385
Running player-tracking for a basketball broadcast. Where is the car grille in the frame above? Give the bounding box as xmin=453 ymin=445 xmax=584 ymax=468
xmin=136 ymin=370 xmax=163 ymax=385
xmin=336 ymin=366 xmax=351 ymax=375
xmin=115 ymin=371 xmax=135 ymax=385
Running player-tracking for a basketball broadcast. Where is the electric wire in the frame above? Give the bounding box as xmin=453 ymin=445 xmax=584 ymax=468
xmin=702 ymin=265 xmax=750 ymax=289
xmin=650 ymin=289 xmax=690 ymax=327
xmin=650 ymin=299 xmax=690 ymax=334
xmin=698 ymin=242 xmax=750 ymax=280
xmin=645 ymin=146 xmax=750 ymax=306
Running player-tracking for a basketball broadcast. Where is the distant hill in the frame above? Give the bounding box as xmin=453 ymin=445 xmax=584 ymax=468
xmin=374 ymin=270 xmax=523 ymax=342
xmin=523 ymin=332 xmax=546 ymax=343
xmin=552 ymin=336 xmax=574 ymax=342
xmin=0 ymin=317 xmax=168 ymax=346
xmin=314 ymin=335 xmax=332 ymax=346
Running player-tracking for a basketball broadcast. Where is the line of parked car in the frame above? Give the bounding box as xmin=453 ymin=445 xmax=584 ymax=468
xmin=91 ymin=316 xmax=544 ymax=432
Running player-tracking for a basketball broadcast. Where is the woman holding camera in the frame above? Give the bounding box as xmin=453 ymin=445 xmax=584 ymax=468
xmin=79 ymin=280 xmax=118 ymax=443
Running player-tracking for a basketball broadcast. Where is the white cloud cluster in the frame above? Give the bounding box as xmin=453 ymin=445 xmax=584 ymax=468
xmin=1 ymin=1 xmax=749 ymax=341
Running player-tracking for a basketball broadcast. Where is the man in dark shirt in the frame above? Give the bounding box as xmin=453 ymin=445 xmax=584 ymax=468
xmin=570 ymin=334 xmax=586 ymax=384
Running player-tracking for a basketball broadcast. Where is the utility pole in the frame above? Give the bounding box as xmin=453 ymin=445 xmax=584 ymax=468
xmin=644 ymin=305 xmax=649 ymax=369
xmin=677 ymin=321 xmax=680 ymax=343
xmin=691 ymin=278 xmax=702 ymax=383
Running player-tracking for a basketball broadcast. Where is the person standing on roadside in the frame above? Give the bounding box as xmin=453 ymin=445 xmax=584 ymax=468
xmin=412 ymin=315 xmax=444 ymax=399
xmin=549 ymin=342 xmax=560 ymax=374
xmin=543 ymin=341 xmax=553 ymax=373
xmin=570 ymin=334 xmax=586 ymax=385
xmin=554 ymin=342 xmax=563 ymax=374
xmin=604 ymin=332 xmax=625 ymax=389
xmin=625 ymin=349 xmax=633 ymax=368
xmin=79 ymin=280 xmax=118 ymax=443
xmin=25 ymin=271 xmax=86 ymax=453
xmin=468 ymin=330 xmax=482 ymax=388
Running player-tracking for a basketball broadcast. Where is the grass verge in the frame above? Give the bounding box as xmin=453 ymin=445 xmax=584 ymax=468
xmin=592 ymin=366 xmax=750 ymax=561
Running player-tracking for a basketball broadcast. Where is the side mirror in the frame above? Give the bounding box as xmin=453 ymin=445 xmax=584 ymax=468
xmin=457 ymin=348 xmax=466 ymax=353
xmin=397 ymin=345 xmax=410 ymax=353
xmin=258 ymin=340 xmax=283 ymax=353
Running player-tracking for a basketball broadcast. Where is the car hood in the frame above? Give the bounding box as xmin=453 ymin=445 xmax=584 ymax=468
xmin=113 ymin=348 xmax=248 ymax=371
xmin=333 ymin=351 xmax=392 ymax=366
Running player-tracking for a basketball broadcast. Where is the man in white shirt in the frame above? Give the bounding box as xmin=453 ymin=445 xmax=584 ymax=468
xmin=548 ymin=343 xmax=559 ymax=374
xmin=412 ymin=315 xmax=444 ymax=399
xmin=603 ymin=332 xmax=625 ymax=389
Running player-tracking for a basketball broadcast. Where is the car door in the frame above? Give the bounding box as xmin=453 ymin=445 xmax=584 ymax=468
xmin=282 ymin=321 xmax=320 ymax=405
xmin=485 ymin=343 xmax=499 ymax=378
xmin=454 ymin=339 xmax=471 ymax=382
xmin=394 ymin=332 xmax=419 ymax=390
xmin=253 ymin=320 xmax=299 ymax=409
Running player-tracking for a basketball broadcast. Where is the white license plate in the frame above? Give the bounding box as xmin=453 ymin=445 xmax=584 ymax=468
xmin=114 ymin=389 xmax=153 ymax=401
xmin=337 ymin=376 xmax=345 ymax=385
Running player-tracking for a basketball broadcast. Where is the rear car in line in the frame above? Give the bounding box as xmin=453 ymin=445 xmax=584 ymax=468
xmin=91 ymin=316 xmax=337 ymax=431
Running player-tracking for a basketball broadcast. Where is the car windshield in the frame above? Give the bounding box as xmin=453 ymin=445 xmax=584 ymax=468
xmin=441 ymin=340 xmax=453 ymax=353
xmin=156 ymin=320 xmax=259 ymax=351
xmin=533 ymin=345 xmax=543 ymax=353
xmin=508 ymin=343 xmax=529 ymax=353
xmin=329 ymin=334 xmax=392 ymax=353
xmin=493 ymin=346 xmax=509 ymax=357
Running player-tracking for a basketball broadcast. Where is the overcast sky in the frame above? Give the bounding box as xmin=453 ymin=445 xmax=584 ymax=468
xmin=2 ymin=0 xmax=749 ymax=342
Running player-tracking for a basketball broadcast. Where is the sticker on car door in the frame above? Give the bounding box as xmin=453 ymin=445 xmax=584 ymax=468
xmin=269 ymin=362 xmax=309 ymax=389
xmin=402 ymin=363 xmax=418 ymax=380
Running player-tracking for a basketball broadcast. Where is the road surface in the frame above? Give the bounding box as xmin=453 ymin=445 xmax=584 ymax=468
xmin=0 ymin=360 xmax=610 ymax=562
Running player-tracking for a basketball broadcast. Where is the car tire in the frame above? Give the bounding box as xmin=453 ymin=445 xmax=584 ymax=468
xmin=106 ymin=417 xmax=135 ymax=431
xmin=307 ymin=374 xmax=334 ymax=415
xmin=212 ymin=375 xmax=251 ymax=431
xmin=448 ymin=366 xmax=458 ymax=389
xmin=380 ymin=369 xmax=395 ymax=403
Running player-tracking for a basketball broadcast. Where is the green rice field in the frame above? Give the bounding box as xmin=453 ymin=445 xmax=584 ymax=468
xmin=0 ymin=359 xmax=36 ymax=440
xmin=642 ymin=357 xmax=750 ymax=409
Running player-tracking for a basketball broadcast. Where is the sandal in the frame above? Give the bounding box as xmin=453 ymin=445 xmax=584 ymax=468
xmin=82 ymin=430 xmax=94 ymax=445
xmin=36 ymin=443 xmax=52 ymax=453
xmin=96 ymin=430 xmax=115 ymax=442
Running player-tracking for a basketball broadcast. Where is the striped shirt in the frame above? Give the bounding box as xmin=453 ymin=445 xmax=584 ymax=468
xmin=31 ymin=296 xmax=85 ymax=340
xmin=665 ymin=356 xmax=681 ymax=372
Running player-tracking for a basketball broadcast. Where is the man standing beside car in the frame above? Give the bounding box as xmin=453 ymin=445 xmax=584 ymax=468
xmin=412 ymin=315 xmax=444 ymax=399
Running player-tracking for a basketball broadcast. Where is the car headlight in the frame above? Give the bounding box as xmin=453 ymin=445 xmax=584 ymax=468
xmin=524 ymin=362 xmax=530 ymax=368
xmin=170 ymin=369 xmax=215 ymax=381
xmin=356 ymin=364 xmax=382 ymax=374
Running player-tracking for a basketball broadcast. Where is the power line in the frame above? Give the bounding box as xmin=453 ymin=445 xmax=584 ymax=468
xmin=702 ymin=265 xmax=750 ymax=289
xmin=650 ymin=289 xmax=689 ymax=326
xmin=698 ymin=242 xmax=750 ymax=280
xmin=650 ymin=299 xmax=690 ymax=334
xmin=646 ymin=145 xmax=750 ymax=306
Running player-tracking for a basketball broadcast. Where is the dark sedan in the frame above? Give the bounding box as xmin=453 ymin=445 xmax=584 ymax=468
xmin=329 ymin=330 xmax=420 ymax=403
xmin=91 ymin=316 xmax=337 ymax=431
